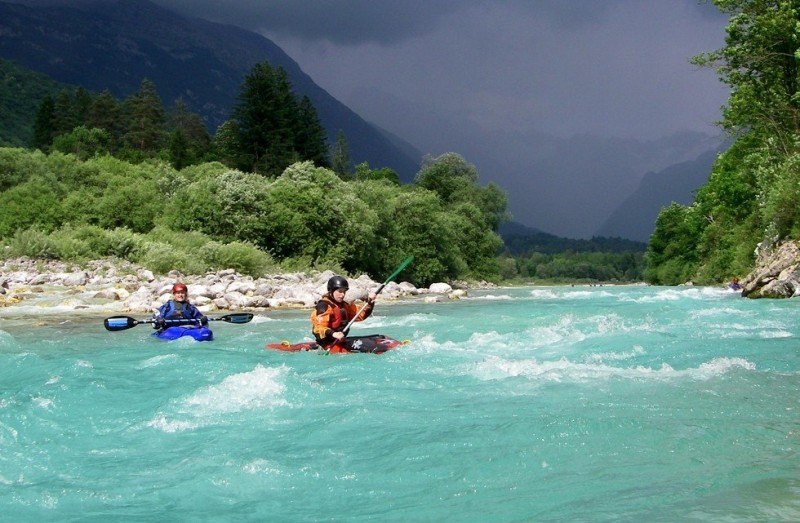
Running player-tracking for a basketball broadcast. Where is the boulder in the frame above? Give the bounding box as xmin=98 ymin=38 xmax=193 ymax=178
xmin=429 ymin=282 xmax=453 ymax=294
xmin=742 ymin=241 xmax=800 ymax=298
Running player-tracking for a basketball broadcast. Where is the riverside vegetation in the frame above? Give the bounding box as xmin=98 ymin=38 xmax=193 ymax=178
xmin=7 ymin=0 xmax=797 ymax=293
xmin=645 ymin=0 xmax=800 ymax=295
xmin=0 ymin=56 xmax=644 ymax=287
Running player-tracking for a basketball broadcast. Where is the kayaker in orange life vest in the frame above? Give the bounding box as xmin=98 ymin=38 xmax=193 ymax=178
xmin=311 ymin=275 xmax=377 ymax=351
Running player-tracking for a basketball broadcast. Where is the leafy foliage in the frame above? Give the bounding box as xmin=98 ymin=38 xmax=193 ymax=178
xmin=647 ymin=0 xmax=800 ymax=285
xmin=502 ymin=229 xmax=646 ymax=256
xmin=0 ymin=148 xmax=508 ymax=284
xmin=331 ymin=130 xmax=352 ymax=180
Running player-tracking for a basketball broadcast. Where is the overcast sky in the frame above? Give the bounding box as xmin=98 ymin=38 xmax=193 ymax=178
xmin=143 ymin=0 xmax=730 ymax=144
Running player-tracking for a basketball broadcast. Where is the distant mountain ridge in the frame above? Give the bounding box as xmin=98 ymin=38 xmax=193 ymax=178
xmin=595 ymin=147 xmax=723 ymax=242
xmin=349 ymin=86 xmax=725 ymax=240
xmin=0 ymin=0 xmax=421 ymax=180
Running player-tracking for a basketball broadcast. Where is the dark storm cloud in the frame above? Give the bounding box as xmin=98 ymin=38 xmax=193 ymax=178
xmin=19 ymin=0 xmax=626 ymax=46
xmin=195 ymin=0 xmax=617 ymax=45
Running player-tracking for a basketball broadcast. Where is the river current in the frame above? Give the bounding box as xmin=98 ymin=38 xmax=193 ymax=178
xmin=1 ymin=285 xmax=799 ymax=521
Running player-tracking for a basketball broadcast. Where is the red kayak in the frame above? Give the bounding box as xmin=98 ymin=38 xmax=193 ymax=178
xmin=265 ymin=334 xmax=409 ymax=354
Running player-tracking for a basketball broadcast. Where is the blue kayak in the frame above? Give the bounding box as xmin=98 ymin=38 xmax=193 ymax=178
xmin=153 ymin=325 xmax=213 ymax=342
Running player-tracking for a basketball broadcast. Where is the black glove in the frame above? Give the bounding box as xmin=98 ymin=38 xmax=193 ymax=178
xmin=154 ymin=318 xmax=166 ymax=330
xmin=200 ymin=316 xmax=208 ymax=326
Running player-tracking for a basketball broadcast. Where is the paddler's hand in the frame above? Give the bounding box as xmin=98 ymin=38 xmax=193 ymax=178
xmin=367 ymin=292 xmax=377 ymax=305
xmin=332 ymin=331 xmax=346 ymax=342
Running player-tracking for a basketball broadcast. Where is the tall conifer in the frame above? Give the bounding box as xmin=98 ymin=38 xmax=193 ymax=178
xmin=122 ymin=78 xmax=166 ymax=153
xmin=32 ymin=95 xmax=56 ymax=151
xmin=295 ymin=95 xmax=329 ymax=167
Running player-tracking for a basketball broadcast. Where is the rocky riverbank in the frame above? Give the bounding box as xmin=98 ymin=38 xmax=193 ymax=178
xmin=0 ymin=257 xmax=487 ymax=313
xmin=741 ymin=240 xmax=800 ymax=298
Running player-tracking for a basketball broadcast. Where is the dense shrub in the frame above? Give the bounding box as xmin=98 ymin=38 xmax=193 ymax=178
xmin=0 ymin=149 xmax=510 ymax=284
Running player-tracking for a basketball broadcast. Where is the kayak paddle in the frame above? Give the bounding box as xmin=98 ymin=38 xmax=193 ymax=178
xmin=342 ymin=255 xmax=414 ymax=335
xmin=104 ymin=313 xmax=254 ymax=332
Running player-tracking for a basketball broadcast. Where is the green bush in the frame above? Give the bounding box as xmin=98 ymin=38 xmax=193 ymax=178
xmin=0 ymin=147 xmax=49 ymax=191
xmin=51 ymin=126 xmax=110 ymax=160
xmin=7 ymin=227 xmax=59 ymax=259
xmin=0 ymin=149 xmax=510 ymax=285
xmin=197 ymin=240 xmax=275 ymax=277
xmin=104 ymin=227 xmax=145 ymax=259
xmin=136 ymin=241 xmax=208 ymax=276
xmin=0 ymin=180 xmax=64 ymax=237
xmin=145 ymin=226 xmax=211 ymax=252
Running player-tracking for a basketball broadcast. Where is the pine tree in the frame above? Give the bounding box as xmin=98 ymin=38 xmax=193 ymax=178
xmin=232 ymin=62 xmax=288 ymax=175
xmin=32 ymin=95 xmax=56 ymax=150
xmin=167 ymin=98 xmax=211 ymax=168
xmin=331 ymin=130 xmax=352 ymax=180
xmin=295 ymin=95 xmax=329 ymax=167
xmin=122 ymin=78 xmax=167 ymax=153
xmin=86 ymin=90 xmax=120 ymax=132
xmin=86 ymin=90 xmax=121 ymax=149
xmin=212 ymin=120 xmax=244 ymax=168
xmin=168 ymin=128 xmax=191 ymax=170
xmin=73 ymin=87 xmax=93 ymax=125
xmin=52 ymin=89 xmax=77 ymax=136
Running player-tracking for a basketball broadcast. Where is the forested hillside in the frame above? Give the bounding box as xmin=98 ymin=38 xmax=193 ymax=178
xmin=645 ymin=0 xmax=800 ymax=286
xmin=0 ymin=0 xmax=421 ymax=180
xmin=0 ymin=59 xmax=69 ymax=147
xmin=0 ymin=52 xmax=510 ymax=287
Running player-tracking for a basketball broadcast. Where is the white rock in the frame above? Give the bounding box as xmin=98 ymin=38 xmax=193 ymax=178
xmin=209 ymin=282 xmax=229 ymax=297
xmin=429 ymin=282 xmax=452 ymax=294
xmin=188 ymin=284 xmax=213 ymax=298
xmin=244 ymin=295 xmax=271 ymax=308
xmin=60 ymin=271 xmax=90 ymax=286
xmin=213 ymin=297 xmax=230 ymax=309
xmin=222 ymin=291 xmax=249 ymax=308
xmin=93 ymin=289 xmax=120 ymax=300
xmin=227 ymin=280 xmax=256 ymax=295
xmin=192 ymin=295 xmax=212 ymax=306
xmin=398 ymin=281 xmax=419 ymax=294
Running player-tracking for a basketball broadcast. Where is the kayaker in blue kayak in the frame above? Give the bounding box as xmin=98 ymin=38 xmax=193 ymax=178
xmin=152 ymin=283 xmax=208 ymax=330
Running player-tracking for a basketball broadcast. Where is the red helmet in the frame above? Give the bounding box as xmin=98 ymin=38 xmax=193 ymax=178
xmin=172 ymin=283 xmax=188 ymax=293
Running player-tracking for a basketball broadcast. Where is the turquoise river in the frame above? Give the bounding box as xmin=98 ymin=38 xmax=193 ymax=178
xmin=1 ymin=285 xmax=799 ymax=521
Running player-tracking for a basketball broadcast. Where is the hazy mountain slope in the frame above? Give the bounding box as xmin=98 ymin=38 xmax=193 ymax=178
xmin=595 ymin=148 xmax=721 ymax=242
xmin=348 ymin=87 xmax=724 ymax=238
xmin=0 ymin=0 xmax=421 ymax=180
